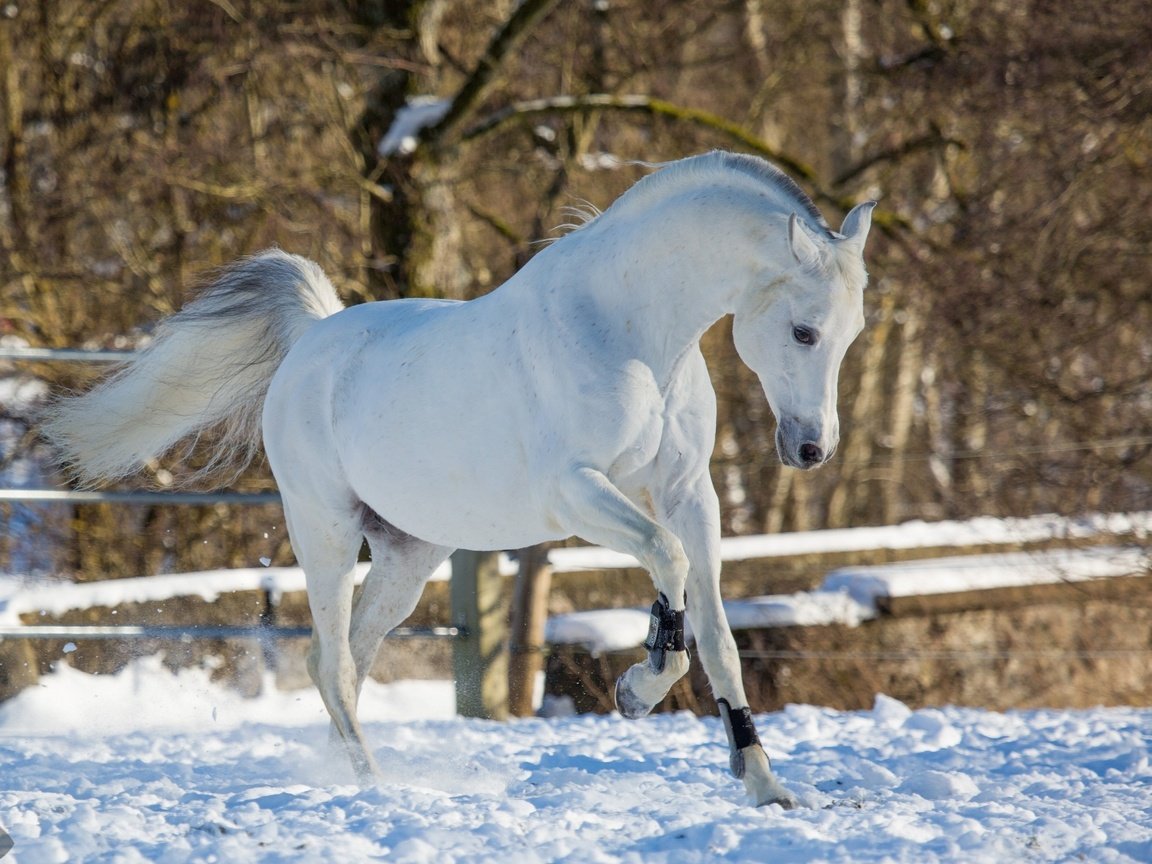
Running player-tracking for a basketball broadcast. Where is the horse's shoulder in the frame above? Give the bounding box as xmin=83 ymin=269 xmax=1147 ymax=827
xmin=665 ymin=348 xmax=715 ymax=406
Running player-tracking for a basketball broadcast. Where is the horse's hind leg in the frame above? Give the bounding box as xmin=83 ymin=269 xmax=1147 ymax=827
xmin=347 ymin=509 xmax=453 ymax=696
xmin=284 ymin=498 xmax=380 ymax=782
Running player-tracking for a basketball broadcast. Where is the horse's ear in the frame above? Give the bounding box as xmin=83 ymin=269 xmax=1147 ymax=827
xmin=788 ymin=213 xmax=824 ymax=268
xmin=838 ymin=201 xmax=877 ymax=252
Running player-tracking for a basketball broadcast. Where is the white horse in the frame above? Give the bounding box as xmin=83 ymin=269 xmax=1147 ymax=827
xmin=44 ymin=151 xmax=875 ymax=808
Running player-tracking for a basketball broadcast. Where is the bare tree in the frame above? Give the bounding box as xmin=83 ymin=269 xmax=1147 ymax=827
xmin=0 ymin=0 xmax=1147 ymax=590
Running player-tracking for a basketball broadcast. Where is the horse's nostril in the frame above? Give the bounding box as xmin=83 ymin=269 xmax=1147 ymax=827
xmin=799 ymin=442 xmax=823 ymax=466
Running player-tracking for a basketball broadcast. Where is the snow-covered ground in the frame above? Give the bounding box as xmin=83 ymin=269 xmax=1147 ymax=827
xmin=1 ymin=512 xmax=1150 ymax=860
xmin=1 ymin=658 xmax=1150 ymax=863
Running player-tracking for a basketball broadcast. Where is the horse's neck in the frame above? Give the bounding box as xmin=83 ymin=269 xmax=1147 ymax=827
xmin=550 ymin=211 xmax=756 ymax=378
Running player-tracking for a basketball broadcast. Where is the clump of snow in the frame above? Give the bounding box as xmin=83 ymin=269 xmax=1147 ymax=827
xmin=872 ymin=693 xmax=913 ymax=728
xmin=0 ymin=375 xmax=47 ymax=411
xmin=1 ymin=659 xmax=1151 ymax=862
xmin=823 ymin=546 xmax=1149 ymax=607
xmin=377 ymin=97 xmax=451 ymax=156
xmin=719 ymin=589 xmax=874 ymax=631
xmin=544 ymin=608 xmax=650 ymax=655
xmin=898 ymin=769 xmax=981 ymax=802
xmin=578 ymin=151 xmax=624 ymax=171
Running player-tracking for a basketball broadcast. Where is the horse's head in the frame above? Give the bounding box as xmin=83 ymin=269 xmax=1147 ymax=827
xmin=732 ymin=201 xmax=876 ymax=470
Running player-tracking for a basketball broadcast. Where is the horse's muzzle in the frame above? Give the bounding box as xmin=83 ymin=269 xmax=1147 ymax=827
xmin=776 ymin=424 xmax=833 ymax=470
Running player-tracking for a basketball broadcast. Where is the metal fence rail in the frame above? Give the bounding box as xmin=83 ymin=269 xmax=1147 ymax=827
xmin=0 ymin=489 xmax=281 ymax=505
xmin=0 ymin=624 xmax=461 ymax=641
xmin=0 ymin=346 xmax=132 ymax=362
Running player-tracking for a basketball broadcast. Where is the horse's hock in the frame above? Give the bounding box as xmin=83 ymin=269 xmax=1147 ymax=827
xmin=544 ymin=573 xmax=1152 ymax=715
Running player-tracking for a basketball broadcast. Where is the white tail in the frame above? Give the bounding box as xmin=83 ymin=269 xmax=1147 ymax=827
xmin=42 ymin=249 xmax=344 ymax=487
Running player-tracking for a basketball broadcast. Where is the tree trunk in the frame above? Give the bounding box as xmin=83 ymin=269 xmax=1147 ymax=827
xmin=827 ymin=292 xmax=895 ymax=526
xmin=883 ymin=300 xmax=923 ymax=524
xmin=0 ymin=11 xmax=29 ymax=254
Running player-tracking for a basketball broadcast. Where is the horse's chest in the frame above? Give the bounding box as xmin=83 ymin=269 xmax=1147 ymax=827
xmin=600 ymin=363 xmax=698 ymax=484
xmin=610 ymin=412 xmax=665 ymax=480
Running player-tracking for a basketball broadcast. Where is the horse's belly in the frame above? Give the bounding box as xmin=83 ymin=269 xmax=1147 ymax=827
xmin=351 ymin=457 xmax=563 ymax=550
xmin=338 ymin=390 xmax=562 ymax=549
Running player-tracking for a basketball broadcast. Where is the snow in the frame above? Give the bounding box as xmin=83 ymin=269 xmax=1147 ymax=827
xmin=544 ymin=608 xmax=652 ymax=655
xmin=545 ymin=545 xmax=1147 ymax=653
xmin=549 ymin=511 xmax=1152 ymax=572
xmin=2 ymin=658 xmax=1151 ymax=862
xmin=0 ymin=377 xmax=47 ymax=413
xmin=544 ymin=592 xmax=875 ymax=655
xmin=0 ymin=555 xmax=521 ymax=626
xmin=718 ymin=590 xmax=874 ymax=631
xmin=3 ymin=512 xmax=1149 ymax=858
xmin=0 ymin=566 xmax=352 ymax=627
xmin=377 ymin=97 xmax=451 ymax=156
xmin=823 ymin=546 xmax=1150 ymax=606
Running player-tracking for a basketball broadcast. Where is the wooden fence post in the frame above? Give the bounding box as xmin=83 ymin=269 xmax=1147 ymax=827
xmin=507 ymin=543 xmax=553 ymax=717
xmin=450 ymin=549 xmax=509 ymax=719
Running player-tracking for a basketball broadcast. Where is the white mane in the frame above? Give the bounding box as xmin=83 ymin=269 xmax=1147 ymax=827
xmin=572 ymin=151 xmax=831 ymax=238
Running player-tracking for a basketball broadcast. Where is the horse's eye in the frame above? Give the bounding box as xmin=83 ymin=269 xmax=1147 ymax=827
xmin=792 ymin=325 xmax=817 ymax=346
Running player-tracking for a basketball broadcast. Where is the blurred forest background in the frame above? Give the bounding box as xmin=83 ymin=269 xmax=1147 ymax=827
xmin=1 ymin=0 xmax=1149 ymax=582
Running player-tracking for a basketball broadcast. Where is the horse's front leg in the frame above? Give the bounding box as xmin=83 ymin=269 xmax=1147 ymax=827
xmin=670 ymin=479 xmax=797 ymax=809
xmin=554 ymin=466 xmax=691 ymax=717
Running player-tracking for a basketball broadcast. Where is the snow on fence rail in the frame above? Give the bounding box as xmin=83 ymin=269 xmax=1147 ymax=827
xmin=549 ymin=510 xmax=1152 ymax=571
xmin=4 ymin=509 xmax=1147 ymax=632
xmin=544 ymin=544 xmax=1152 ymax=655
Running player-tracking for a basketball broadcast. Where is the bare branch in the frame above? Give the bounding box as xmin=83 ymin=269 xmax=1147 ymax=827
xmin=832 ymin=126 xmax=964 ymax=187
xmin=425 ymin=0 xmax=562 ymax=147
xmin=461 ymin=93 xmax=820 ymax=187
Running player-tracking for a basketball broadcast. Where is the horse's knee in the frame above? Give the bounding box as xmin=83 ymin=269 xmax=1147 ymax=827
xmin=645 ymin=531 xmax=689 ymax=591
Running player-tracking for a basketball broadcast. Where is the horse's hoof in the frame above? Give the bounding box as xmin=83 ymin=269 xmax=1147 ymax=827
xmin=614 ymin=675 xmax=653 ymax=720
xmin=758 ymin=792 xmax=798 ymax=810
